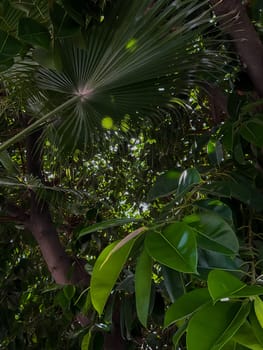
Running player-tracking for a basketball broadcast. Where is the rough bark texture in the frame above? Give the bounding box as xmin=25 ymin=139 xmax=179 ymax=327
xmin=211 ymin=0 xmax=263 ymax=97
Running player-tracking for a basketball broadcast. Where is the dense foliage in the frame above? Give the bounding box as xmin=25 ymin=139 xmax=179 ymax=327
xmin=0 ymin=0 xmax=263 ymax=349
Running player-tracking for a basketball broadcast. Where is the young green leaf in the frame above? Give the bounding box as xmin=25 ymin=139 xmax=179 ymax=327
xmin=135 ymin=248 xmax=153 ymax=327
xmin=187 ymin=301 xmax=250 ymax=350
xmin=145 ymin=222 xmax=197 ymax=273
xmin=90 ymin=239 xmax=135 ymax=315
xmin=208 ymin=270 xmax=246 ymax=301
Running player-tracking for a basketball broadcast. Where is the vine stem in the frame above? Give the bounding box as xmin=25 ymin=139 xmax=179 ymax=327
xmin=0 ymin=95 xmax=79 ymax=153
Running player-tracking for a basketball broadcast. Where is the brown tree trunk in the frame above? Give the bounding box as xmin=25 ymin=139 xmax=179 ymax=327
xmin=22 ymin=126 xmax=127 ymax=348
xmin=24 ymin=127 xmax=89 ymax=285
xmin=211 ymin=0 xmax=263 ymax=97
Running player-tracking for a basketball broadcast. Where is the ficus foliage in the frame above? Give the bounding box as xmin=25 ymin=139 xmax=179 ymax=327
xmin=0 ymin=0 xmax=263 ymax=349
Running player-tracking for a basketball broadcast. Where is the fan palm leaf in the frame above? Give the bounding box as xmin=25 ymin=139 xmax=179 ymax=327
xmin=0 ymin=0 xmax=229 ymax=152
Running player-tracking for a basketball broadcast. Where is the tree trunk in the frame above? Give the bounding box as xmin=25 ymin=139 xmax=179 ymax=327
xmin=24 ymin=127 xmax=89 ymax=285
xmin=211 ymin=0 xmax=263 ymax=97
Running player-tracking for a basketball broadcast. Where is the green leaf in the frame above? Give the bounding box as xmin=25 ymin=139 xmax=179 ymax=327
xmin=78 ymin=218 xmax=139 ymax=237
xmin=194 ymin=199 xmax=233 ymax=226
xmin=0 ymin=150 xmax=19 ymax=175
xmin=54 ymin=290 xmax=70 ymax=311
xmin=221 ymin=341 xmax=252 ymax=350
xmin=240 ymin=117 xmax=263 ymax=147
xmin=49 ymin=3 xmax=80 ymax=39
xmin=135 ymin=248 xmax=153 ymax=327
xmin=201 ymin=175 xmax=263 ymax=212
xmin=147 ymin=170 xmax=181 ymax=201
xmin=145 ymin=222 xmax=197 ymax=273
xmin=63 ymin=285 xmax=76 ymax=300
xmin=188 ymin=213 xmax=239 ymax=255
xmin=233 ymin=285 xmax=263 ymax=298
xmin=164 ymin=288 xmax=210 ymax=327
xmin=172 ymin=322 xmax=188 ymax=348
xmin=249 ymin=308 xmax=263 ymax=346
xmin=208 ymin=270 xmax=245 ymax=301
xmin=233 ymin=321 xmax=263 ymax=350
xmin=254 ymin=296 xmax=263 ymax=328
xmin=90 ymin=239 xmax=134 ymax=315
xmin=177 ymin=168 xmax=201 ymax=196
xmin=81 ymin=331 xmax=92 ymax=350
xmin=18 ymin=18 xmax=50 ymax=49
xmin=0 ymin=29 xmax=22 ymax=60
xmin=187 ymin=301 xmax=250 ymax=350
xmin=162 ymin=267 xmax=185 ymax=302
xmin=198 ymin=249 xmax=242 ymax=277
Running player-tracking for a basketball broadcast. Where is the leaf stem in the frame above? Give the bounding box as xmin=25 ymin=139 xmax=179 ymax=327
xmin=0 ymin=95 xmax=79 ymax=152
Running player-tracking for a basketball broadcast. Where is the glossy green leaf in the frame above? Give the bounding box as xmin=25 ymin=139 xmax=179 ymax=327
xmin=194 ymin=199 xmax=233 ymax=226
xmin=145 ymin=222 xmax=197 ymax=273
xmin=208 ymin=270 xmax=245 ymax=301
xmin=162 ymin=266 xmax=185 ymax=302
xmin=254 ymin=296 xmax=263 ymax=328
xmin=177 ymin=168 xmax=201 ymax=196
xmin=187 ymin=301 xmax=250 ymax=350
xmin=240 ymin=118 xmax=263 ymax=147
xmin=233 ymin=321 xmax=263 ymax=350
xmin=232 ymin=285 xmax=263 ymax=298
xmin=135 ymin=248 xmax=153 ymax=327
xmin=220 ymin=341 xmax=237 ymax=350
xmin=147 ymin=170 xmax=181 ymax=201
xmin=222 ymin=341 xmax=252 ymax=350
xmin=78 ymin=218 xmax=139 ymax=237
xmin=189 ymin=213 xmax=239 ymax=255
xmin=249 ymin=308 xmax=263 ymax=345
xmin=81 ymin=331 xmax=92 ymax=350
xmin=172 ymin=322 xmax=188 ymax=348
xmin=18 ymin=18 xmax=50 ymax=49
xmin=164 ymin=288 xmax=210 ymax=327
xmin=198 ymin=249 xmax=242 ymax=277
xmin=90 ymin=239 xmax=134 ymax=315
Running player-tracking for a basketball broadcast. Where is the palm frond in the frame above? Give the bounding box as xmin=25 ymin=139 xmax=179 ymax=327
xmin=2 ymin=0 xmax=231 ymax=151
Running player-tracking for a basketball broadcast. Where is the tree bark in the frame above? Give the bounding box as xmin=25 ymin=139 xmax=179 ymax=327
xmin=22 ymin=126 xmax=127 ymax=348
xmin=211 ymin=0 xmax=263 ymax=97
xmin=24 ymin=127 xmax=89 ymax=285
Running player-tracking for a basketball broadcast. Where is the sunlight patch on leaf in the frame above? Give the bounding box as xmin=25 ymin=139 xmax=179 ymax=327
xmin=126 ymin=38 xmax=137 ymax=52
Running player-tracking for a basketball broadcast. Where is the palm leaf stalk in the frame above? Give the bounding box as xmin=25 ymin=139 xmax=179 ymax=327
xmin=0 ymin=0 xmax=228 ymax=152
